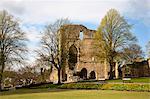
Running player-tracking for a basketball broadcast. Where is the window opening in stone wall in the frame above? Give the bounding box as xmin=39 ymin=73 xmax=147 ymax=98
xmin=89 ymin=71 xmax=96 ymax=79
xmin=80 ymin=68 xmax=87 ymax=80
xmin=68 ymin=45 xmax=78 ymax=70
xmin=79 ymin=31 xmax=84 ymax=40
xmin=92 ymin=57 xmax=95 ymax=61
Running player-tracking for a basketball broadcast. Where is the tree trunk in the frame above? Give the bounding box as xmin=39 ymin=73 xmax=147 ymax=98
xmin=57 ymin=68 xmax=61 ymax=85
xmin=0 ymin=71 xmax=3 ymax=91
xmin=0 ymin=59 xmax=5 ymax=91
xmin=109 ymin=64 xmax=113 ymax=79
xmin=40 ymin=68 xmax=45 ymax=83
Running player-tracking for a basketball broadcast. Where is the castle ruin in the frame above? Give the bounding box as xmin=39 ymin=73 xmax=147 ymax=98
xmin=49 ymin=24 xmax=150 ymax=83
xmin=50 ymin=24 xmax=111 ymax=83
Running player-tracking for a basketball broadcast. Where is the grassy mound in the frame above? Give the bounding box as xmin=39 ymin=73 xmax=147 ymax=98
xmin=101 ymin=83 xmax=150 ymax=91
xmin=28 ymin=83 xmax=149 ymax=92
xmin=8 ymin=78 xmax=149 ymax=92
xmin=58 ymin=83 xmax=102 ymax=89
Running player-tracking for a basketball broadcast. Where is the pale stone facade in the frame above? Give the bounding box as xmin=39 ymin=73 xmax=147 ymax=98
xmin=50 ymin=24 xmax=109 ymax=83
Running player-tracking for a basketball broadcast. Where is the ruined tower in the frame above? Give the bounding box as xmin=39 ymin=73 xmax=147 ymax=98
xmin=50 ymin=24 xmax=109 ymax=83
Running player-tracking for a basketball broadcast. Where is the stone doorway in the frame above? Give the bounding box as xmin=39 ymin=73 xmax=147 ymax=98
xmin=80 ymin=68 xmax=87 ymax=80
xmin=89 ymin=71 xmax=96 ymax=79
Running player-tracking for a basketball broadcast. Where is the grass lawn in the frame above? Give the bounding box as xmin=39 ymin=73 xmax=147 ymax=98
xmin=0 ymin=89 xmax=150 ymax=99
xmin=107 ymin=77 xmax=150 ymax=83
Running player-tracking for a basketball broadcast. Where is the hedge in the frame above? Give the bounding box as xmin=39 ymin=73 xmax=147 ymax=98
xmin=57 ymin=83 xmax=150 ymax=92
xmin=101 ymin=83 xmax=150 ymax=91
xmin=58 ymin=83 xmax=102 ymax=89
xmin=16 ymin=82 xmax=150 ymax=92
xmin=16 ymin=82 xmax=53 ymax=89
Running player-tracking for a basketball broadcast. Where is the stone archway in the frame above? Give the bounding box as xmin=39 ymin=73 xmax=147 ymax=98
xmin=68 ymin=44 xmax=78 ymax=70
xmin=89 ymin=71 xmax=96 ymax=79
xmin=80 ymin=68 xmax=87 ymax=80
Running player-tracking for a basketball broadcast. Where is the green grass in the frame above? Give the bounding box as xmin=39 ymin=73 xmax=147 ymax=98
xmin=0 ymin=89 xmax=149 ymax=99
xmin=58 ymin=83 xmax=150 ymax=91
xmin=107 ymin=77 xmax=150 ymax=83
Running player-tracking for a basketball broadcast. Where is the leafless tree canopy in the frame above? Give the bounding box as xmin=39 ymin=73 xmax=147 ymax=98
xmin=121 ymin=44 xmax=144 ymax=63
xmin=0 ymin=10 xmax=28 ymax=90
xmin=146 ymin=41 xmax=150 ymax=58
xmin=36 ymin=18 xmax=71 ymax=84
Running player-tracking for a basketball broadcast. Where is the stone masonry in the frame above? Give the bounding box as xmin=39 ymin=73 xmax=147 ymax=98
xmin=50 ymin=24 xmax=109 ymax=83
xmin=49 ymin=24 xmax=150 ymax=83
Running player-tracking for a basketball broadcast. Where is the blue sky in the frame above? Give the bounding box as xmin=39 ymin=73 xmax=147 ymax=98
xmin=0 ymin=0 xmax=149 ymax=63
xmin=76 ymin=19 xmax=150 ymax=55
xmin=129 ymin=19 xmax=150 ymax=52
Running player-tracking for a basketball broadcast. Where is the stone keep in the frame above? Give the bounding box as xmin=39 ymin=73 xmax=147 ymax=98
xmin=50 ymin=24 xmax=109 ymax=83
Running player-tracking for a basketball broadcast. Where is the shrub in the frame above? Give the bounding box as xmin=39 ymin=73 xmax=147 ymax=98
xmin=58 ymin=83 xmax=149 ymax=92
xmin=16 ymin=82 xmax=54 ymax=89
xmin=29 ymin=83 xmax=61 ymax=89
xmin=58 ymin=83 xmax=102 ymax=89
xmin=101 ymin=83 xmax=150 ymax=91
xmin=17 ymin=82 xmax=149 ymax=92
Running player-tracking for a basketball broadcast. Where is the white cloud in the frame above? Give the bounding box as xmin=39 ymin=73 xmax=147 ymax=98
xmin=0 ymin=0 xmax=129 ymax=25
xmin=22 ymin=25 xmax=42 ymax=42
xmin=0 ymin=0 xmax=149 ymax=63
xmin=21 ymin=24 xmax=43 ymax=63
xmin=1 ymin=0 xmax=149 ymax=25
xmin=124 ymin=0 xmax=150 ymax=26
xmin=0 ymin=0 xmax=26 ymax=15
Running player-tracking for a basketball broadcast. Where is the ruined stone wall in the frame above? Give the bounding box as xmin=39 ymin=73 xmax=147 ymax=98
xmin=49 ymin=24 xmax=110 ymax=83
xmin=122 ymin=60 xmax=150 ymax=78
xmin=58 ymin=24 xmax=106 ymax=82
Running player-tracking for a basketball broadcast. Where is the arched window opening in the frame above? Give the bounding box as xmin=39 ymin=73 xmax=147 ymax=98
xmin=89 ymin=71 xmax=96 ymax=79
xmin=68 ymin=45 xmax=78 ymax=70
xmin=80 ymin=68 xmax=87 ymax=80
xmin=79 ymin=31 xmax=84 ymax=40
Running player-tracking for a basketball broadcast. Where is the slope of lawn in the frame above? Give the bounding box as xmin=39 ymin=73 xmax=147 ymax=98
xmin=0 ymin=89 xmax=150 ymax=99
xmin=77 ymin=77 xmax=150 ymax=83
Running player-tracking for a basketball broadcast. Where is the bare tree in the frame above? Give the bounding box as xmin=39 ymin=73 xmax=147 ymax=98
xmin=146 ymin=41 xmax=150 ymax=58
xmin=94 ymin=9 xmax=136 ymax=79
xmin=36 ymin=18 xmax=70 ymax=84
xmin=34 ymin=57 xmax=49 ymax=82
xmin=0 ymin=10 xmax=27 ymax=90
xmin=121 ymin=43 xmax=144 ymax=63
xmin=18 ymin=66 xmax=38 ymax=85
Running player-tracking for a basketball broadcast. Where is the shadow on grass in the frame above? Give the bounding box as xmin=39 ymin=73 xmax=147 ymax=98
xmin=0 ymin=88 xmax=73 ymax=96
